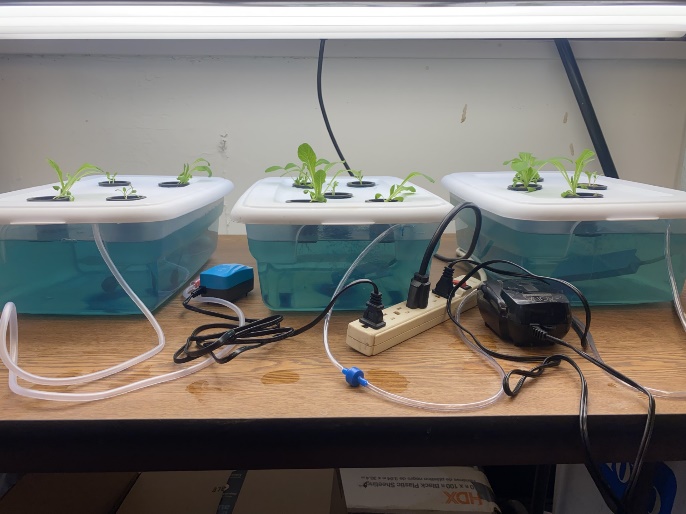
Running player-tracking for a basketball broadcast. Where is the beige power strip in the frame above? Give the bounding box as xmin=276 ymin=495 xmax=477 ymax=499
xmin=346 ymin=276 xmax=482 ymax=356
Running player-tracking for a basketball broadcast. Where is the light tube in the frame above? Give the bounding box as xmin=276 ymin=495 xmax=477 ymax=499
xmin=0 ymin=4 xmax=685 ymax=39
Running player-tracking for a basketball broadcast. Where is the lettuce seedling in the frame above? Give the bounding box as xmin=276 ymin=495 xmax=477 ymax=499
xmin=48 ymin=159 xmax=104 ymax=201
xmin=504 ymin=152 xmax=546 ymax=192
xmin=116 ymin=186 xmax=137 ymax=199
xmin=305 ymin=168 xmax=346 ymax=203
xmin=374 ymin=172 xmax=434 ymax=202
xmin=177 ymin=158 xmax=212 ymax=185
xmin=548 ymin=149 xmax=597 ymax=198
xmin=266 ymin=143 xmax=345 ymax=190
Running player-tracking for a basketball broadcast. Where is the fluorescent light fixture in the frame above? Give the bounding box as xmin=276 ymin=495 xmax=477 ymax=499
xmin=0 ymin=3 xmax=685 ymax=40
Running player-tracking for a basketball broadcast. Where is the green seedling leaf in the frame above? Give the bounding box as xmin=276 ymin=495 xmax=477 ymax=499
xmin=297 ymin=143 xmax=317 ymax=174
xmin=47 ymin=159 xmax=104 ymax=200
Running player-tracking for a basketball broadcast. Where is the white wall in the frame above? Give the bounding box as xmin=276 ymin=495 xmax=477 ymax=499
xmin=0 ymin=39 xmax=685 ymax=234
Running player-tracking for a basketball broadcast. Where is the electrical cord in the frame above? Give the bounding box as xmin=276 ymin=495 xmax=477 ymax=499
xmin=317 ymin=39 xmax=353 ymax=175
xmin=174 ymin=278 xmax=383 ymax=365
xmin=407 ymin=202 xmax=482 ymax=309
xmin=418 ymin=202 xmax=482 ymax=277
xmin=445 ymin=259 xmax=655 ymax=514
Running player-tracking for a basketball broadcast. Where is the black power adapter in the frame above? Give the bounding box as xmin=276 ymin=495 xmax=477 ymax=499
xmin=477 ymin=278 xmax=572 ymax=346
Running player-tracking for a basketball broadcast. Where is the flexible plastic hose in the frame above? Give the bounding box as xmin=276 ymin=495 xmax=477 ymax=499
xmin=0 ymin=224 xmax=244 ymax=401
xmin=586 ymin=223 xmax=686 ymax=398
xmin=323 ymin=224 xmax=506 ymax=411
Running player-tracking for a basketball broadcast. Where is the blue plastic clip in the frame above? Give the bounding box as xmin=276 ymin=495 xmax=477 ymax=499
xmin=342 ymin=367 xmax=368 ymax=387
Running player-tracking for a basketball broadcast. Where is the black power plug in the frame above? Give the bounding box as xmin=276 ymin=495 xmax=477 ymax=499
xmin=406 ymin=272 xmax=430 ymax=309
xmin=432 ymin=266 xmax=455 ymax=299
xmin=359 ymin=291 xmax=386 ymax=329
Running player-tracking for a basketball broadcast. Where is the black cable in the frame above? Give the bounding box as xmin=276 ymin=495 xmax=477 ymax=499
xmin=317 ymin=39 xmax=353 ymax=175
xmin=540 ymin=328 xmax=656 ymax=508
xmin=418 ymin=202 xmax=482 ymax=276
xmin=504 ymin=352 xmax=625 ymax=513
xmin=529 ymin=464 xmax=553 ymax=514
xmin=174 ymin=278 xmax=380 ymax=365
xmin=555 ymin=39 xmax=619 ymax=179
xmin=445 ymin=260 xmax=654 ymax=513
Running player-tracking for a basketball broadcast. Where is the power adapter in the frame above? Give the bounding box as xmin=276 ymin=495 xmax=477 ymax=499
xmin=477 ymin=278 xmax=571 ymax=346
xmin=199 ymin=264 xmax=254 ymax=302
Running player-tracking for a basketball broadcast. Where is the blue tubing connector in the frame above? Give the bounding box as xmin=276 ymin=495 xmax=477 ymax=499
xmin=342 ymin=367 xmax=368 ymax=387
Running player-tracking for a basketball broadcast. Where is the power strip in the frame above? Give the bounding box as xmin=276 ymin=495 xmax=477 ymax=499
xmin=346 ymin=276 xmax=481 ymax=356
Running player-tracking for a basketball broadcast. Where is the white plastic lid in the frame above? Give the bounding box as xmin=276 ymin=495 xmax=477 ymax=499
xmin=230 ymin=176 xmax=453 ymax=225
xmin=0 ymin=175 xmax=234 ymax=224
xmin=441 ymin=171 xmax=686 ymax=222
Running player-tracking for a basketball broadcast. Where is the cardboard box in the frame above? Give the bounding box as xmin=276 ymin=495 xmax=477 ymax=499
xmin=117 ymin=469 xmax=346 ymax=514
xmin=340 ymin=467 xmax=500 ymax=514
xmin=0 ymin=469 xmax=346 ymax=514
xmin=0 ymin=472 xmax=138 ymax=514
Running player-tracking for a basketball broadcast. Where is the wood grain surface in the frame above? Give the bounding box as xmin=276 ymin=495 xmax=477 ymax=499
xmin=1 ymin=235 xmax=686 ymax=470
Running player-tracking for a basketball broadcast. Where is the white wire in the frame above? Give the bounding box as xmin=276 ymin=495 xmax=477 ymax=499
xmin=323 ymin=224 xmax=506 ymax=411
xmin=0 ymin=224 xmax=244 ymax=401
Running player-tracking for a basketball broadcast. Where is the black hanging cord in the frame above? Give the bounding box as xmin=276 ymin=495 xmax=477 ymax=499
xmin=555 ymin=39 xmax=619 ymax=179
xmin=418 ymin=202 xmax=482 ymax=276
xmin=318 ymin=39 xmax=353 ymax=175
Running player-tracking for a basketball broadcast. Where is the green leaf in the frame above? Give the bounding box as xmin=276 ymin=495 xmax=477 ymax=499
xmin=47 ymin=159 xmax=65 ymax=185
xmin=265 ymin=165 xmax=284 ymax=173
xmin=402 ymin=172 xmax=434 ymax=184
xmin=374 ymin=193 xmax=383 ymax=199
xmin=297 ymin=143 xmax=317 ymax=172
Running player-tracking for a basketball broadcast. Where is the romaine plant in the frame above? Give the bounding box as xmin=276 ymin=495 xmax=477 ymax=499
xmin=105 ymin=171 xmax=118 ymax=183
xmin=48 ymin=159 xmax=104 ymax=201
xmin=265 ymin=143 xmax=345 ymax=189
xmin=374 ymin=172 xmax=434 ymax=202
xmin=548 ymin=149 xmax=597 ymax=198
xmin=503 ymin=152 xmax=546 ymax=192
xmin=177 ymin=158 xmax=212 ymax=185
xmin=305 ymin=168 xmax=346 ymax=203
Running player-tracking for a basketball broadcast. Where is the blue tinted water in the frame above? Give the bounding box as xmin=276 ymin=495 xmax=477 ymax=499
xmin=248 ymin=238 xmax=433 ymax=311
xmin=0 ymin=217 xmax=220 ymax=315
xmin=456 ymin=215 xmax=686 ymax=305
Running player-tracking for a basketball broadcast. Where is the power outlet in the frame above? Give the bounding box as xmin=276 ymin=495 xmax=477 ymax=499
xmin=346 ymin=276 xmax=481 ymax=356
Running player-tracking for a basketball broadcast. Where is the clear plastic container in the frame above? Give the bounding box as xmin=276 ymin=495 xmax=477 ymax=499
xmin=0 ymin=175 xmax=233 ymax=314
xmin=230 ymin=177 xmax=453 ymax=311
xmin=441 ymin=171 xmax=686 ymax=305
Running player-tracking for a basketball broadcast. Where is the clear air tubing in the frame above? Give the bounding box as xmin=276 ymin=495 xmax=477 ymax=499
xmin=322 ymin=224 xmax=506 ymax=411
xmin=580 ymin=223 xmax=686 ymax=399
xmin=0 ymin=223 xmax=244 ymax=402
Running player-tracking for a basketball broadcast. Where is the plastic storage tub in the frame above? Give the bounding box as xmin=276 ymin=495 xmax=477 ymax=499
xmin=230 ymin=176 xmax=453 ymax=311
xmin=441 ymin=171 xmax=686 ymax=305
xmin=0 ymin=175 xmax=233 ymax=315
